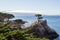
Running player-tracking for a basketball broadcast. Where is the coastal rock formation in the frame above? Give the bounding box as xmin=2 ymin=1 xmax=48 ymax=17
xmin=9 ymin=19 xmax=27 ymax=29
xmin=28 ymin=19 xmax=59 ymax=39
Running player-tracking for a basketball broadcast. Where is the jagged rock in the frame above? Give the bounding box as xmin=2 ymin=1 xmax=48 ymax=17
xmin=27 ymin=19 xmax=59 ymax=39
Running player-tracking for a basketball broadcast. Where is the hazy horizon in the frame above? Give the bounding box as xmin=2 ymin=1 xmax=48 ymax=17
xmin=0 ymin=0 xmax=60 ymax=15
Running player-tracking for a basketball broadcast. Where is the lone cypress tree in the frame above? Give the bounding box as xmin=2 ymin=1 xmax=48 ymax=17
xmin=35 ymin=14 xmax=43 ymax=22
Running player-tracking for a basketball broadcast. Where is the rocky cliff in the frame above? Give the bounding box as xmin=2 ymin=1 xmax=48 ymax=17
xmin=27 ymin=19 xmax=59 ymax=39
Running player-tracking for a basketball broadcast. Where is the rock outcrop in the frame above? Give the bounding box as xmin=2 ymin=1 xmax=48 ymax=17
xmin=28 ymin=19 xmax=59 ymax=39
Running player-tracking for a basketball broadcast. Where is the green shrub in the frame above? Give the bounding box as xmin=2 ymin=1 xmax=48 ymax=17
xmin=0 ymin=21 xmax=49 ymax=40
xmin=26 ymin=37 xmax=49 ymax=40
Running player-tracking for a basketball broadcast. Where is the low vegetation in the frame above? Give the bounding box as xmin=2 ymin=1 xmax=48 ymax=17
xmin=0 ymin=12 xmax=49 ymax=40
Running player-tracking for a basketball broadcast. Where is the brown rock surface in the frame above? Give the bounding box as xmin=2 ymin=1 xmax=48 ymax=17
xmin=28 ymin=19 xmax=59 ymax=39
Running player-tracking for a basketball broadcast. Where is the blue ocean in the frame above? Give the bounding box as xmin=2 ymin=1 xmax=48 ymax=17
xmin=13 ymin=14 xmax=60 ymax=40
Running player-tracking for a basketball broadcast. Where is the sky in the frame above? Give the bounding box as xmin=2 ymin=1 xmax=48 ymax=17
xmin=0 ymin=0 xmax=60 ymax=15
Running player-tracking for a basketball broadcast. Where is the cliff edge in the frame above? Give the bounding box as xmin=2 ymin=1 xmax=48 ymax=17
xmin=28 ymin=19 xmax=59 ymax=39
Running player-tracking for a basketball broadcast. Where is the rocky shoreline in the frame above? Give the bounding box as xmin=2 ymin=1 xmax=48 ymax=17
xmin=27 ymin=19 xmax=59 ymax=39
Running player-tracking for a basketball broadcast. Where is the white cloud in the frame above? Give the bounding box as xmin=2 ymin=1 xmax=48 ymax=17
xmin=6 ymin=10 xmax=41 ymax=14
xmin=3 ymin=10 xmax=60 ymax=15
xmin=4 ymin=10 xmax=41 ymax=16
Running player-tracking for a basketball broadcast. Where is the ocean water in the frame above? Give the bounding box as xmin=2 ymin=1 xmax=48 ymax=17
xmin=43 ymin=16 xmax=60 ymax=40
xmin=13 ymin=15 xmax=60 ymax=40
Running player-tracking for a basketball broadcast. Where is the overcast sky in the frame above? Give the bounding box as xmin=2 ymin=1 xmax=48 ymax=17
xmin=0 ymin=0 xmax=60 ymax=15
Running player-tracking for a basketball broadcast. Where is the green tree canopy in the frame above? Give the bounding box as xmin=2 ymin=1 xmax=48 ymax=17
xmin=35 ymin=14 xmax=43 ymax=19
xmin=14 ymin=19 xmax=27 ymax=24
xmin=0 ymin=12 xmax=14 ymax=22
xmin=35 ymin=14 xmax=43 ymax=23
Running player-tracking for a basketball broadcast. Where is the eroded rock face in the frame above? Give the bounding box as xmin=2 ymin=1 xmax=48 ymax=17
xmin=28 ymin=19 xmax=59 ymax=39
